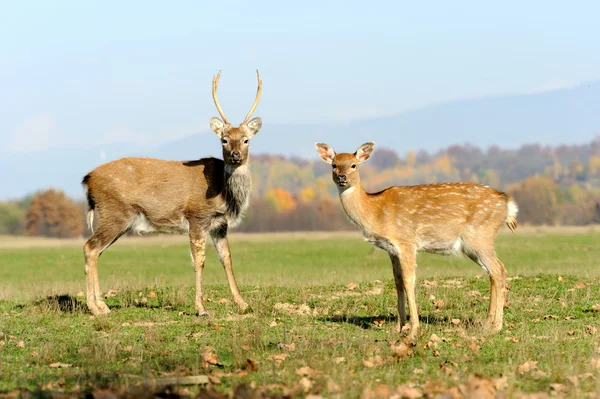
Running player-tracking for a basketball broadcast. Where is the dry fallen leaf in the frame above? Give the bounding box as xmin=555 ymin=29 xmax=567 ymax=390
xmin=568 ymin=330 xmax=575 ymax=336
xmin=467 ymin=290 xmax=481 ymax=297
xmin=469 ymin=342 xmax=480 ymax=352
xmin=531 ymin=369 xmax=547 ymax=378
xmin=586 ymin=325 xmax=597 ymax=335
xmin=592 ymin=358 xmax=600 ymax=369
xmin=493 ymin=376 xmax=508 ymax=391
xmin=268 ymin=320 xmax=278 ymax=328
xmin=504 ymin=336 xmax=519 ymax=343
xmin=517 ymin=360 xmax=538 ymax=374
xmin=391 ymin=342 xmax=413 ymax=359
xmin=550 ymin=383 xmax=567 ymax=393
xmin=333 ymin=357 xmax=345 ymax=364
xmin=104 ymin=289 xmax=117 ymax=298
xmin=201 ymin=346 xmax=220 ymax=367
xmin=277 ymin=342 xmax=296 ymax=352
xmin=588 ymin=304 xmax=600 ymax=312
xmin=346 ymin=283 xmax=358 ymax=290
xmin=76 ymin=291 xmax=84 ymax=297
xmin=396 ymin=383 xmax=423 ymax=399
xmin=574 ymin=282 xmax=586 ymax=289
xmin=267 ymin=353 xmax=288 ymax=366
xmin=362 ymin=355 xmax=384 ymax=368
xmin=422 ymin=279 xmax=437 ymax=287
xmin=148 ymin=291 xmax=157 ymax=298
xmin=218 ymin=298 xmax=230 ymax=304
xmin=49 ymin=362 xmax=71 ymax=368
xmin=462 ymin=374 xmax=495 ymax=399
xmin=245 ymin=358 xmax=259 ymax=372
xmin=295 ymin=366 xmax=323 ymax=378
xmin=451 ymin=318 xmax=461 ymax=325
xmin=543 ymin=314 xmax=558 ymax=320
xmin=298 ymin=376 xmax=313 ymax=393
xmin=16 ymin=341 xmax=25 ymax=348
xmin=433 ymin=299 xmax=445 ymax=308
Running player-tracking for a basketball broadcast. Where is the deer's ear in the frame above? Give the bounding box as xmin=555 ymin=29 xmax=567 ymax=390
xmin=315 ymin=142 xmax=335 ymax=164
xmin=355 ymin=142 xmax=375 ymax=163
xmin=210 ymin=117 xmax=226 ymax=137
xmin=245 ymin=117 xmax=262 ymax=136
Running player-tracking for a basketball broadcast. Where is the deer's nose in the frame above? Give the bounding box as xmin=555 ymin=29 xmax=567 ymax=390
xmin=231 ymin=151 xmax=241 ymax=160
xmin=337 ymin=174 xmax=347 ymax=182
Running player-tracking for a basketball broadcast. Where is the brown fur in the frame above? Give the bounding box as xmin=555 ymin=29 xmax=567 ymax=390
xmin=81 ymin=71 xmax=262 ymax=316
xmin=316 ymin=142 xmax=519 ymax=341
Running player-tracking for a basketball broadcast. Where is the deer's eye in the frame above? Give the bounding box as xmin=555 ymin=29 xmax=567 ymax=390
xmin=221 ymin=139 xmax=228 ymax=144
xmin=351 ymin=164 xmax=357 ymax=169
xmin=244 ymin=139 xmax=249 ymax=144
xmin=332 ymin=164 xmax=337 ymax=169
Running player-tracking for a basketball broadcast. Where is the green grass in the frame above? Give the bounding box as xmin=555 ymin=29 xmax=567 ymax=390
xmin=0 ymin=231 xmax=599 ymax=397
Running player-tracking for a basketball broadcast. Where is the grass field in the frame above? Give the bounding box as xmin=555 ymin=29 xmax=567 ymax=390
xmin=0 ymin=229 xmax=599 ymax=398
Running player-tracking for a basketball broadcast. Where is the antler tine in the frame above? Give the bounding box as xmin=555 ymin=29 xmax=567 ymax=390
xmin=242 ymin=69 xmax=262 ymax=124
xmin=212 ymin=70 xmax=229 ymax=125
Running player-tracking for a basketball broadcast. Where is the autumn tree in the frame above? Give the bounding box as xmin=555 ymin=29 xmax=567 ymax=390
xmin=25 ymin=189 xmax=84 ymax=238
xmin=509 ymin=176 xmax=559 ymax=225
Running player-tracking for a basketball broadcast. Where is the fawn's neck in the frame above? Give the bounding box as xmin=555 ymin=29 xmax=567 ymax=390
xmin=338 ymin=183 xmax=375 ymax=232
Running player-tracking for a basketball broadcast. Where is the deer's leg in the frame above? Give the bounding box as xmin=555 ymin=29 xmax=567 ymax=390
xmin=83 ymin=221 xmax=129 ymax=316
xmin=210 ymin=226 xmax=248 ymax=312
xmin=389 ymin=253 xmax=406 ymax=332
xmin=398 ymin=246 xmax=419 ymax=342
xmin=189 ymin=225 xmax=208 ymax=316
xmin=482 ymin=253 xmax=506 ymax=332
xmin=466 ymin=248 xmax=506 ymax=332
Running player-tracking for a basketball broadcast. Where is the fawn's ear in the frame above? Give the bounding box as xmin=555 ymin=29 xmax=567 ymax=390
xmin=355 ymin=142 xmax=375 ymax=163
xmin=210 ymin=117 xmax=226 ymax=137
xmin=314 ymin=142 xmax=335 ymax=164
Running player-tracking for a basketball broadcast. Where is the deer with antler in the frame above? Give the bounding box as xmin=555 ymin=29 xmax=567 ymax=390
xmin=81 ymin=70 xmax=262 ymax=316
xmin=315 ymin=142 xmax=518 ymax=341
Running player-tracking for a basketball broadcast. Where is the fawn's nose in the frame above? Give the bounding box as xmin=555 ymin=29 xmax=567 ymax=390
xmin=231 ymin=151 xmax=241 ymax=161
xmin=337 ymin=174 xmax=347 ymax=182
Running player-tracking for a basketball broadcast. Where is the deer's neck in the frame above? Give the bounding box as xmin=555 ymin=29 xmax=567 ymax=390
xmin=338 ymin=183 xmax=374 ymax=233
xmin=224 ymin=164 xmax=252 ymax=226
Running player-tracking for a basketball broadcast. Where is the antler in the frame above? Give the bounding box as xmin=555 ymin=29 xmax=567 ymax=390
xmin=212 ymin=70 xmax=229 ymax=125
xmin=242 ymin=70 xmax=262 ymax=125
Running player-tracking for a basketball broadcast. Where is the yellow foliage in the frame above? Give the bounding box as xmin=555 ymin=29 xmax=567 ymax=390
xmin=300 ymin=187 xmax=315 ymax=203
xmin=265 ymin=188 xmax=297 ymax=213
xmin=588 ymin=155 xmax=600 ymax=177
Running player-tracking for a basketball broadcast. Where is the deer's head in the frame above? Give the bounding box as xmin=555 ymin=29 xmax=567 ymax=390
xmin=210 ymin=71 xmax=262 ymax=167
xmin=315 ymin=142 xmax=375 ymax=190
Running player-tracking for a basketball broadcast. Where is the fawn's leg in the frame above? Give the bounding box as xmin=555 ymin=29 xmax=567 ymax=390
xmin=389 ymin=253 xmax=406 ymax=332
xmin=398 ymin=246 xmax=419 ymax=342
xmin=466 ymin=247 xmax=506 ymax=332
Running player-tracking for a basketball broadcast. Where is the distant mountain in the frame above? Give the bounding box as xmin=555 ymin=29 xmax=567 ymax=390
xmin=1 ymin=81 xmax=599 ymax=199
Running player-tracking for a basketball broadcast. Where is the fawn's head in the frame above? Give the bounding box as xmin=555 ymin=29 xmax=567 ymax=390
xmin=315 ymin=142 xmax=375 ymax=189
xmin=210 ymin=70 xmax=263 ymax=167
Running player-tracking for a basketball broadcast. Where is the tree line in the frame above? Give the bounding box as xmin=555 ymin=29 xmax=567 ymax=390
xmin=1 ymin=138 xmax=599 ymax=237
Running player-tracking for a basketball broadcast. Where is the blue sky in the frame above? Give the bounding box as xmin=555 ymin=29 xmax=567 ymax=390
xmin=2 ymin=1 xmax=599 ymax=154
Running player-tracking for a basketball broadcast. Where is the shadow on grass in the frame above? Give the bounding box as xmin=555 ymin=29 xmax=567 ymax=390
xmin=33 ymin=294 xmax=88 ymax=313
xmin=320 ymin=313 xmax=476 ymax=329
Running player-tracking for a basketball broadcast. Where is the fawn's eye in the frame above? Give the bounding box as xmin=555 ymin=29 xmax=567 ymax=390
xmin=221 ymin=139 xmax=228 ymax=144
xmin=351 ymin=164 xmax=357 ymax=169
xmin=244 ymin=139 xmax=249 ymax=144
xmin=332 ymin=164 xmax=337 ymax=169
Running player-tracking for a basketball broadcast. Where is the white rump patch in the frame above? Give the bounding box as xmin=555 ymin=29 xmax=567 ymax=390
xmin=507 ymin=200 xmax=519 ymax=219
xmin=130 ymin=214 xmax=190 ymax=235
